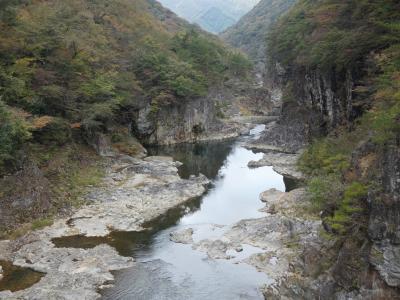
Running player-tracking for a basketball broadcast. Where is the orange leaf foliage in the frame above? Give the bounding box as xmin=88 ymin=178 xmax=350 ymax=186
xmin=32 ymin=116 xmax=54 ymax=129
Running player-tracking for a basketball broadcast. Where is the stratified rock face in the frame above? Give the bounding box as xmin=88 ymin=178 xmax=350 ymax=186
xmin=294 ymin=67 xmax=360 ymax=130
xmin=368 ymin=145 xmax=400 ymax=287
xmin=247 ymin=102 xmax=324 ymax=153
xmin=151 ymin=97 xmax=221 ymax=144
xmin=271 ymin=69 xmax=348 ymax=152
xmin=272 ymin=66 xmax=360 ymax=144
xmin=134 ymin=87 xmax=249 ymax=145
xmin=255 ymin=55 xmax=372 ymax=153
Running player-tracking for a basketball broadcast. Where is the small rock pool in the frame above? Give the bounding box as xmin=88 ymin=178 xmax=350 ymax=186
xmin=96 ymin=125 xmax=286 ymax=300
xmin=0 ymin=261 xmax=43 ymax=293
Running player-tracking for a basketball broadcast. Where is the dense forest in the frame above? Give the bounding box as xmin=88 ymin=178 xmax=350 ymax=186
xmin=0 ymin=0 xmax=253 ymax=236
xmin=0 ymin=0 xmax=251 ymax=174
xmin=260 ymin=0 xmax=400 ymax=297
xmin=268 ymin=0 xmax=400 ymax=235
xmin=1 ymin=0 xmax=399 ymax=298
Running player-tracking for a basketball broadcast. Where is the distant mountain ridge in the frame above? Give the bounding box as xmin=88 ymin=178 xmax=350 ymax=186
xmin=158 ymin=0 xmax=260 ymax=33
xmin=196 ymin=7 xmax=236 ymax=34
xmin=221 ymin=0 xmax=296 ymax=66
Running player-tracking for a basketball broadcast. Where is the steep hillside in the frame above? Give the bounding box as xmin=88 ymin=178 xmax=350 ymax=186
xmin=221 ymin=0 xmax=295 ymax=67
xmin=0 ymin=0 xmax=252 ymax=233
xmin=158 ymin=0 xmax=260 ymax=33
xmin=261 ymin=0 xmax=400 ymax=298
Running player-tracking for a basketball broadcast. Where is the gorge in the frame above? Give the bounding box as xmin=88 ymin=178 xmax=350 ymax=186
xmin=0 ymin=0 xmax=399 ymax=299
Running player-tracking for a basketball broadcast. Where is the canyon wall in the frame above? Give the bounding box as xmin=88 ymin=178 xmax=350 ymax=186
xmin=261 ymin=0 xmax=400 ymax=297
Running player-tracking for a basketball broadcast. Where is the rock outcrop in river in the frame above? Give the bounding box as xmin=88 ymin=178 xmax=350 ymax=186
xmin=169 ymin=182 xmax=323 ymax=298
xmin=0 ymin=153 xmax=209 ymax=299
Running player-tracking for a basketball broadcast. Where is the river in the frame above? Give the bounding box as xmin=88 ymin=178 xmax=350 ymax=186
xmin=0 ymin=125 xmax=287 ymax=298
xmin=97 ymin=125 xmax=286 ymax=299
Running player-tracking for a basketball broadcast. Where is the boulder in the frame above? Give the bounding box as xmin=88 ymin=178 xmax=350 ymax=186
xmin=169 ymin=228 xmax=194 ymax=244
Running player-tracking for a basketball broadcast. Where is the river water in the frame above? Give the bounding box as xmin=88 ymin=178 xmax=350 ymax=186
xmin=100 ymin=125 xmax=286 ymax=300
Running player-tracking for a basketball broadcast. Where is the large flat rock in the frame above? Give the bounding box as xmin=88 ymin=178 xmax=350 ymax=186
xmin=248 ymin=151 xmax=304 ymax=180
xmin=0 ymin=153 xmax=210 ymax=298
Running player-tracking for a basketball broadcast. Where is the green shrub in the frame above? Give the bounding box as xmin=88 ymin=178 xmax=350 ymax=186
xmin=135 ymin=51 xmax=208 ymax=100
xmin=325 ymin=182 xmax=368 ymax=234
xmin=308 ymin=175 xmax=344 ymax=211
xmin=192 ymin=123 xmax=204 ymax=136
xmin=299 ymin=131 xmax=372 ymax=235
xmin=31 ymin=218 xmax=53 ymax=230
xmin=299 ymin=139 xmax=350 ymax=177
xmin=228 ymin=52 xmax=253 ymax=77
xmin=0 ymin=102 xmax=31 ymax=171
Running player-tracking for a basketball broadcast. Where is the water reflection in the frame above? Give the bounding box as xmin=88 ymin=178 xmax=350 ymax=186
xmin=0 ymin=261 xmax=43 ymax=292
xmin=148 ymin=141 xmax=234 ymax=179
xmin=52 ymin=196 xmax=204 ymax=257
xmin=101 ymin=127 xmax=285 ymax=300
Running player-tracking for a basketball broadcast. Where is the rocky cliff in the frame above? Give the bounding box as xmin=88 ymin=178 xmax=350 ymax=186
xmin=256 ymin=0 xmax=400 ymax=298
xmin=135 ymin=79 xmax=276 ymax=145
xmin=254 ymin=63 xmax=368 ymax=153
xmin=0 ymin=0 xmax=253 ymax=234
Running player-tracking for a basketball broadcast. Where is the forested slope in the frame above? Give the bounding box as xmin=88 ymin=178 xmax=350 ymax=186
xmin=221 ymin=0 xmax=295 ymax=66
xmin=263 ymin=0 xmax=400 ymax=297
xmin=0 ymin=0 xmax=251 ymax=234
xmin=0 ymin=0 xmax=251 ymax=172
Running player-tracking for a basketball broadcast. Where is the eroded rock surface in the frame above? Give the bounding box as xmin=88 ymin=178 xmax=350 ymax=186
xmin=137 ymin=89 xmax=254 ymax=145
xmin=193 ymin=239 xmax=234 ymax=260
xmin=186 ymin=188 xmax=321 ymax=292
xmin=62 ymin=156 xmax=209 ymax=237
xmin=169 ymin=228 xmax=194 ymax=244
xmin=0 ymin=154 xmax=209 ymax=298
xmin=248 ymin=151 xmax=304 ymax=180
xmin=0 ymin=239 xmax=133 ymax=300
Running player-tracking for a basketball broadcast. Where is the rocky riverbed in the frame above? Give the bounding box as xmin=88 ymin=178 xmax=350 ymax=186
xmin=0 ymin=155 xmax=209 ymax=299
xmin=0 ymin=122 xmax=320 ymax=300
xmin=169 ymin=187 xmax=321 ymax=298
xmin=159 ymin=131 xmax=324 ymax=299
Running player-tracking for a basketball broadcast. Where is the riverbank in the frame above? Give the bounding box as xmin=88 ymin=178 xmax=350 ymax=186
xmin=165 ymin=143 xmax=322 ymax=299
xmin=0 ymin=154 xmax=209 ymax=299
xmin=0 ymin=122 xmax=313 ymax=299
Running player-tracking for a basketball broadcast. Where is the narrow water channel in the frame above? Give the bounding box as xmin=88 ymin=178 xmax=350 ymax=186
xmin=100 ymin=125 xmax=286 ymax=300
